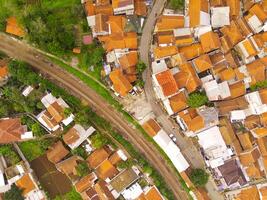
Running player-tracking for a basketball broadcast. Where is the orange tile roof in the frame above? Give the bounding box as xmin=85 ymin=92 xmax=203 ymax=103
xmin=142 ymin=119 xmax=161 ymax=137
xmin=118 ymin=51 xmax=138 ymax=69
xmin=108 ymin=15 xmax=126 ymax=34
xmin=155 ymin=69 xmax=179 ymax=97
xmin=239 ymin=148 xmax=260 ymax=166
xmin=242 ymin=39 xmax=257 ymax=57
xmin=249 ymin=4 xmax=267 ymax=22
xmin=169 ymin=91 xmax=188 ymax=113
xmin=84 ymin=1 xmax=95 ymax=16
xmin=41 ymin=110 xmax=58 ymax=130
xmin=260 ymin=112 xmax=267 ymax=127
xmin=87 ymin=147 xmax=111 ymax=169
xmin=144 ymin=186 xmax=164 ymax=200
xmin=260 ymin=187 xmax=267 ymax=200
xmin=178 ymin=109 xmax=205 ymax=132
xmin=247 ymin=59 xmax=266 ymax=83
xmin=219 ymin=118 xmax=237 ymax=145
xmin=189 ymin=0 xmax=209 ymax=27
xmin=157 ymin=32 xmax=175 ymax=45
xmin=220 ymin=21 xmax=243 ymax=46
xmin=96 ymin=159 xmax=119 ymax=180
xmin=259 ymin=88 xmax=267 ymax=104
xmin=253 ymin=127 xmax=267 ymax=138
xmin=16 ymin=174 xmax=36 ymax=196
xmin=235 ymin=186 xmax=260 ymax=200
xmin=220 ymin=36 xmax=233 ymax=53
xmin=245 ymin=163 xmax=263 ymax=179
xmin=264 ymin=0 xmax=267 ymax=12
xmin=235 ymin=17 xmax=252 ymax=37
xmin=229 ymin=81 xmax=246 ymax=99
xmin=46 ymin=141 xmax=69 ymax=164
xmin=108 ymin=151 xmax=122 ymax=165
xmin=175 ymin=36 xmax=194 ymax=47
xmin=193 ymin=54 xmax=212 ymax=72
xmin=95 ymin=5 xmax=113 ymax=15
xmin=174 ymin=62 xmax=200 ymax=93
xmin=155 ymin=15 xmax=184 ymax=32
xmin=200 ymin=31 xmax=221 ymax=53
xmin=257 ymin=137 xmax=267 ymax=156
xmin=226 ymin=0 xmax=240 ymax=19
xmin=99 ymin=32 xmax=137 ymax=51
xmin=238 ymin=132 xmax=254 ymax=151
xmin=73 ymin=47 xmax=81 ymax=54
xmin=153 ymin=46 xmax=178 ymax=59
xmin=75 ymin=173 xmax=96 ymax=193
xmin=63 ymin=127 xmax=80 ymax=145
xmin=109 ymin=69 xmax=133 ymax=97
xmin=0 ymin=65 xmax=8 ymax=78
xmin=0 ymin=118 xmax=26 ymax=144
xmin=6 ymin=17 xmax=25 ymax=37
xmin=179 ymin=43 xmax=204 ymax=60
xmin=134 ymin=0 xmax=147 ymax=16
xmin=47 ymin=101 xmax=64 ymax=123
xmin=219 ymin=68 xmax=236 ymax=81
xmin=112 ymin=0 xmax=134 ymax=9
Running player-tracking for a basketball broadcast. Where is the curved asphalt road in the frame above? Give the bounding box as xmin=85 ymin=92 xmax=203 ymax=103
xmin=0 ymin=33 xmax=189 ymax=200
xmin=139 ymin=1 xmax=224 ymax=200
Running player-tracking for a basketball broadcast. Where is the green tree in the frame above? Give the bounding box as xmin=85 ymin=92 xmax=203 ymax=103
xmin=4 ymin=184 xmax=24 ymax=200
xmin=71 ymin=147 xmax=88 ymax=160
xmin=90 ymin=132 xmax=108 ymax=149
xmin=64 ymin=107 xmax=73 ymax=117
xmin=170 ymin=0 xmax=184 ymax=10
xmin=0 ymin=145 xmax=20 ymax=165
xmin=187 ymin=91 xmax=208 ymax=108
xmin=136 ymin=61 xmax=146 ymax=75
xmin=76 ymin=162 xmax=90 ymax=177
xmin=189 ymin=168 xmax=209 ymax=187
xmin=117 ymin=159 xmax=135 ymax=169
xmin=31 ymin=123 xmax=45 ymax=137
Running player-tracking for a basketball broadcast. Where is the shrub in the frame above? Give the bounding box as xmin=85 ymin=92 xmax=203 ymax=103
xmin=4 ymin=184 xmax=24 ymax=200
xmin=187 ymin=91 xmax=208 ymax=108
xmin=170 ymin=0 xmax=184 ymax=10
xmin=189 ymin=168 xmax=209 ymax=187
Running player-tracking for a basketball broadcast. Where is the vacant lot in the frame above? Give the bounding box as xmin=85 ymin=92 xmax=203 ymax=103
xmin=31 ymin=155 xmax=72 ymax=198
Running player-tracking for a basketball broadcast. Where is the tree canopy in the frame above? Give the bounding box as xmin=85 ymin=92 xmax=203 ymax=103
xmin=4 ymin=184 xmax=24 ymax=200
xmin=187 ymin=91 xmax=208 ymax=108
xmin=189 ymin=168 xmax=209 ymax=187
xmin=170 ymin=0 xmax=184 ymax=10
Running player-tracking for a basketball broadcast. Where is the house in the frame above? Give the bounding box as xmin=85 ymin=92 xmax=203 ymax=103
xmin=192 ymin=54 xmax=213 ymax=73
xmin=94 ymin=180 xmax=115 ymax=200
xmin=46 ymin=141 xmax=69 ymax=164
xmin=118 ymin=51 xmax=138 ymax=83
xmin=109 ymin=69 xmax=133 ymax=97
xmin=134 ymin=0 xmax=147 ymax=16
xmin=98 ymin=32 xmax=138 ymax=51
xmin=56 ymin=155 xmax=84 ymax=182
xmin=63 ymin=125 xmax=96 ymax=150
xmin=200 ymin=31 xmax=221 ymax=53
xmin=142 ymin=119 xmax=189 ymax=172
xmin=0 ymin=118 xmax=31 ymax=144
xmin=0 ymin=60 xmax=9 ymax=84
xmin=95 ymin=159 xmax=119 ymax=180
xmin=155 ymin=15 xmax=184 ymax=32
xmin=179 ymin=43 xmax=204 ymax=60
xmin=136 ymin=186 xmax=165 ymax=200
xmin=87 ymin=147 xmax=112 ymax=169
xmin=74 ymin=172 xmax=97 ymax=195
xmin=226 ymin=0 xmax=240 ymax=20
xmin=211 ymin=7 xmax=230 ymax=28
xmin=235 ymin=38 xmax=258 ymax=63
xmin=216 ymin=159 xmax=247 ymax=190
xmin=37 ymin=93 xmax=74 ymax=131
xmin=110 ymin=168 xmax=139 ymax=194
xmin=203 ymin=80 xmax=231 ymax=101
xmin=5 ymin=17 xmax=25 ymax=37
xmin=197 ymin=126 xmax=234 ymax=168
xmin=112 ymin=0 xmax=134 ymax=15
xmin=187 ymin=0 xmax=210 ymax=28
xmin=153 ymin=46 xmax=178 ymax=60
xmin=16 ymin=173 xmax=45 ymax=200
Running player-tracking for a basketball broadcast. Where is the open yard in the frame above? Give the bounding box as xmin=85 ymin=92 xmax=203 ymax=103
xmin=31 ymin=155 xmax=72 ymax=198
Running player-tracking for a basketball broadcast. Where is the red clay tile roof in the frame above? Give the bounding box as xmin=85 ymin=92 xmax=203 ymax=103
xmin=155 ymin=70 xmax=179 ymax=97
xmin=46 ymin=141 xmax=69 ymax=164
xmin=6 ymin=17 xmax=25 ymax=37
xmin=87 ymin=147 xmax=111 ymax=169
xmin=0 ymin=118 xmax=26 ymax=144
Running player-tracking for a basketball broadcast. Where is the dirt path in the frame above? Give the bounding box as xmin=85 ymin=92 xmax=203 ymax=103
xmin=0 ymin=33 xmax=189 ymax=200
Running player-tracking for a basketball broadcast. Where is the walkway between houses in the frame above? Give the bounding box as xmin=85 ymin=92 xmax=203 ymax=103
xmin=139 ymin=1 xmax=224 ymax=199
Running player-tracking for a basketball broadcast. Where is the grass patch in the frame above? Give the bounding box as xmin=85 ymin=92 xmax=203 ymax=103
xmin=19 ymin=139 xmax=54 ymax=161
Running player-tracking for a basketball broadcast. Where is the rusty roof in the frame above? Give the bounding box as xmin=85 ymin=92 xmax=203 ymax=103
xmin=193 ymin=54 xmax=213 ymax=73
xmin=169 ymin=91 xmax=188 ymax=113
xmin=155 ymin=15 xmax=184 ymax=32
xmin=200 ymin=31 xmax=221 ymax=53
xmin=142 ymin=119 xmax=161 ymax=137
xmin=87 ymin=147 xmax=111 ymax=169
xmin=46 ymin=141 xmax=69 ymax=164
